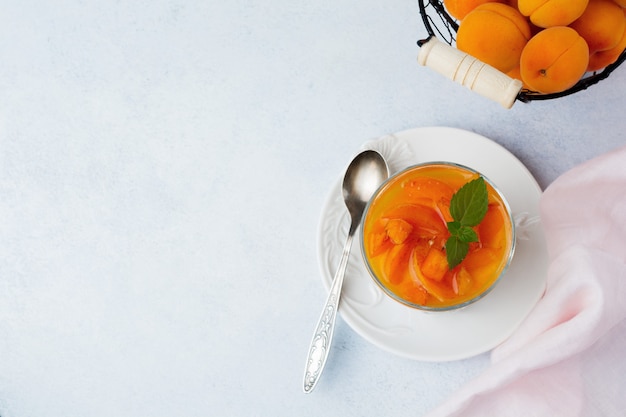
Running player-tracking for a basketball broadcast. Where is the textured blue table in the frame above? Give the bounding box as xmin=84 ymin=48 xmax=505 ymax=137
xmin=0 ymin=1 xmax=624 ymax=416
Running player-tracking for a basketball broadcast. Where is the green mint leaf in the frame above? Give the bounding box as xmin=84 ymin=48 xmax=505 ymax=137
xmin=449 ymin=177 xmax=488 ymax=227
xmin=446 ymin=236 xmax=469 ymax=270
xmin=444 ymin=176 xmax=489 ymax=268
xmin=457 ymin=226 xmax=478 ymax=243
xmin=447 ymin=220 xmax=461 ymax=235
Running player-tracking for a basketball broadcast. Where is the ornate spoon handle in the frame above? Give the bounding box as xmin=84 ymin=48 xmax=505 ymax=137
xmin=303 ymin=231 xmax=354 ymax=393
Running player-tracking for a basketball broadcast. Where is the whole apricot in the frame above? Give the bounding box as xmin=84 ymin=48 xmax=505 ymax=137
xmin=570 ymin=0 xmax=626 ymax=54
xmin=456 ymin=3 xmax=532 ymax=73
xmin=507 ymin=66 xmax=532 ymax=89
xmin=507 ymin=66 xmax=522 ymax=81
xmin=518 ymin=0 xmax=589 ymax=27
xmin=444 ymin=0 xmax=506 ymax=20
xmin=587 ymin=20 xmax=626 ymax=70
xmin=520 ymin=27 xmax=589 ymax=93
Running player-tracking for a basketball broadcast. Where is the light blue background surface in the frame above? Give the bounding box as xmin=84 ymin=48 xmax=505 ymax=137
xmin=0 ymin=1 xmax=624 ymax=416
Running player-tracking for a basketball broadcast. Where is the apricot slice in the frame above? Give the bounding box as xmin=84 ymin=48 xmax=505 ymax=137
xmin=453 ymin=267 xmax=473 ymax=296
xmin=385 ymin=218 xmax=414 ymax=244
xmin=396 ymin=280 xmax=430 ymax=305
xmin=463 ymin=248 xmax=500 ymax=288
xmin=367 ymin=231 xmax=392 ymax=258
xmin=405 ymin=284 xmax=429 ymax=305
xmin=401 ymin=177 xmax=455 ymax=204
xmin=401 ymin=177 xmax=455 ymax=221
xmin=520 ymin=27 xmax=589 ymax=94
xmin=410 ymin=241 xmax=432 ymax=266
xmin=365 ymin=218 xmax=392 ymax=257
xmin=383 ymin=243 xmax=412 ymax=285
xmin=409 ymin=248 xmax=455 ymax=301
xmin=477 ymin=204 xmax=506 ymax=249
xmin=464 ymin=247 xmax=498 ymax=270
xmin=420 ymin=248 xmax=449 ymax=282
xmin=381 ymin=204 xmax=447 ymax=236
xmin=456 ymin=3 xmax=532 ymax=73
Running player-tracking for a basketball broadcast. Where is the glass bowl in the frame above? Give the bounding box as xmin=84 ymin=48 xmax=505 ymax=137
xmin=361 ymin=162 xmax=516 ymax=312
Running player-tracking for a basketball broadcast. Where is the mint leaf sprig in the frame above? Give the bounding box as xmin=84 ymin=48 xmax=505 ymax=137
xmin=445 ymin=177 xmax=488 ymax=269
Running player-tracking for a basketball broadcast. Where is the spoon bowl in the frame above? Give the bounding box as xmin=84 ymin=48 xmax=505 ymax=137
xmin=342 ymin=151 xmax=392 ymax=232
xmin=303 ymin=150 xmax=388 ymax=394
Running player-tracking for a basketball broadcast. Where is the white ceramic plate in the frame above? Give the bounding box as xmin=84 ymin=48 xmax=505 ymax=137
xmin=317 ymin=127 xmax=548 ymax=361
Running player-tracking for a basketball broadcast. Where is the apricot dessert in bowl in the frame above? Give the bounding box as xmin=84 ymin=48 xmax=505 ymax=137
xmin=361 ymin=162 xmax=515 ymax=312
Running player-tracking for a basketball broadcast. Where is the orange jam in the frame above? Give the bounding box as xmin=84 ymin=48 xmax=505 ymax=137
xmin=362 ymin=163 xmax=514 ymax=310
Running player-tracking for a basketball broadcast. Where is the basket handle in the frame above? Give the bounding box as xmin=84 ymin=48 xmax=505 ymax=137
xmin=417 ymin=37 xmax=522 ymax=109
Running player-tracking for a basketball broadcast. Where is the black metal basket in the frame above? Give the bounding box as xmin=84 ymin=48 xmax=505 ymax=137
xmin=417 ymin=0 xmax=626 ymax=103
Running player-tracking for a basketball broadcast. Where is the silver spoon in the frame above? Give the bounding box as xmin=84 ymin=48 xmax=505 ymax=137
xmin=303 ymin=150 xmax=389 ymax=393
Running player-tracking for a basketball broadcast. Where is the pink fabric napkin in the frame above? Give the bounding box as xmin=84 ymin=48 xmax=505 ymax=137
xmin=426 ymin=145 xmax=626 ymax=417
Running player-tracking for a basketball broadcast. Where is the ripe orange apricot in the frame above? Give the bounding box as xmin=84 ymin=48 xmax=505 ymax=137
xmin=570 ymin=0 xmax=626 ymax=54
xmin=507 ymin=66 xmax=535 ymax=91
xmin=518 ymin=0 xmax=589 ymax=27
xmin=587 ymin=19 xmax=626 ymax=70
xmin=444 ymin=0 xmax=506 ymax=20
xmin=520 ymin=26 xmax=589 ymax=93
xmin=456 ymin=3 xmax=532 ymax=73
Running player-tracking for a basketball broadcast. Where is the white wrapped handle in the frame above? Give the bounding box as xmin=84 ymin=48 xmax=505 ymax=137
xmin=417 ymin=37 xmax=522 ymax=109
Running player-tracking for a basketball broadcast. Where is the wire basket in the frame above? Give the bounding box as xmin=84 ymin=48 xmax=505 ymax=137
xmin=417 ymin=0 xmax=626 ymax=104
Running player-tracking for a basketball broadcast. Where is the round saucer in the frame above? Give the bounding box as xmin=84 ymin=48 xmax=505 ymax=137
xmin=317 ymin=127 xmax=548 ymax=361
